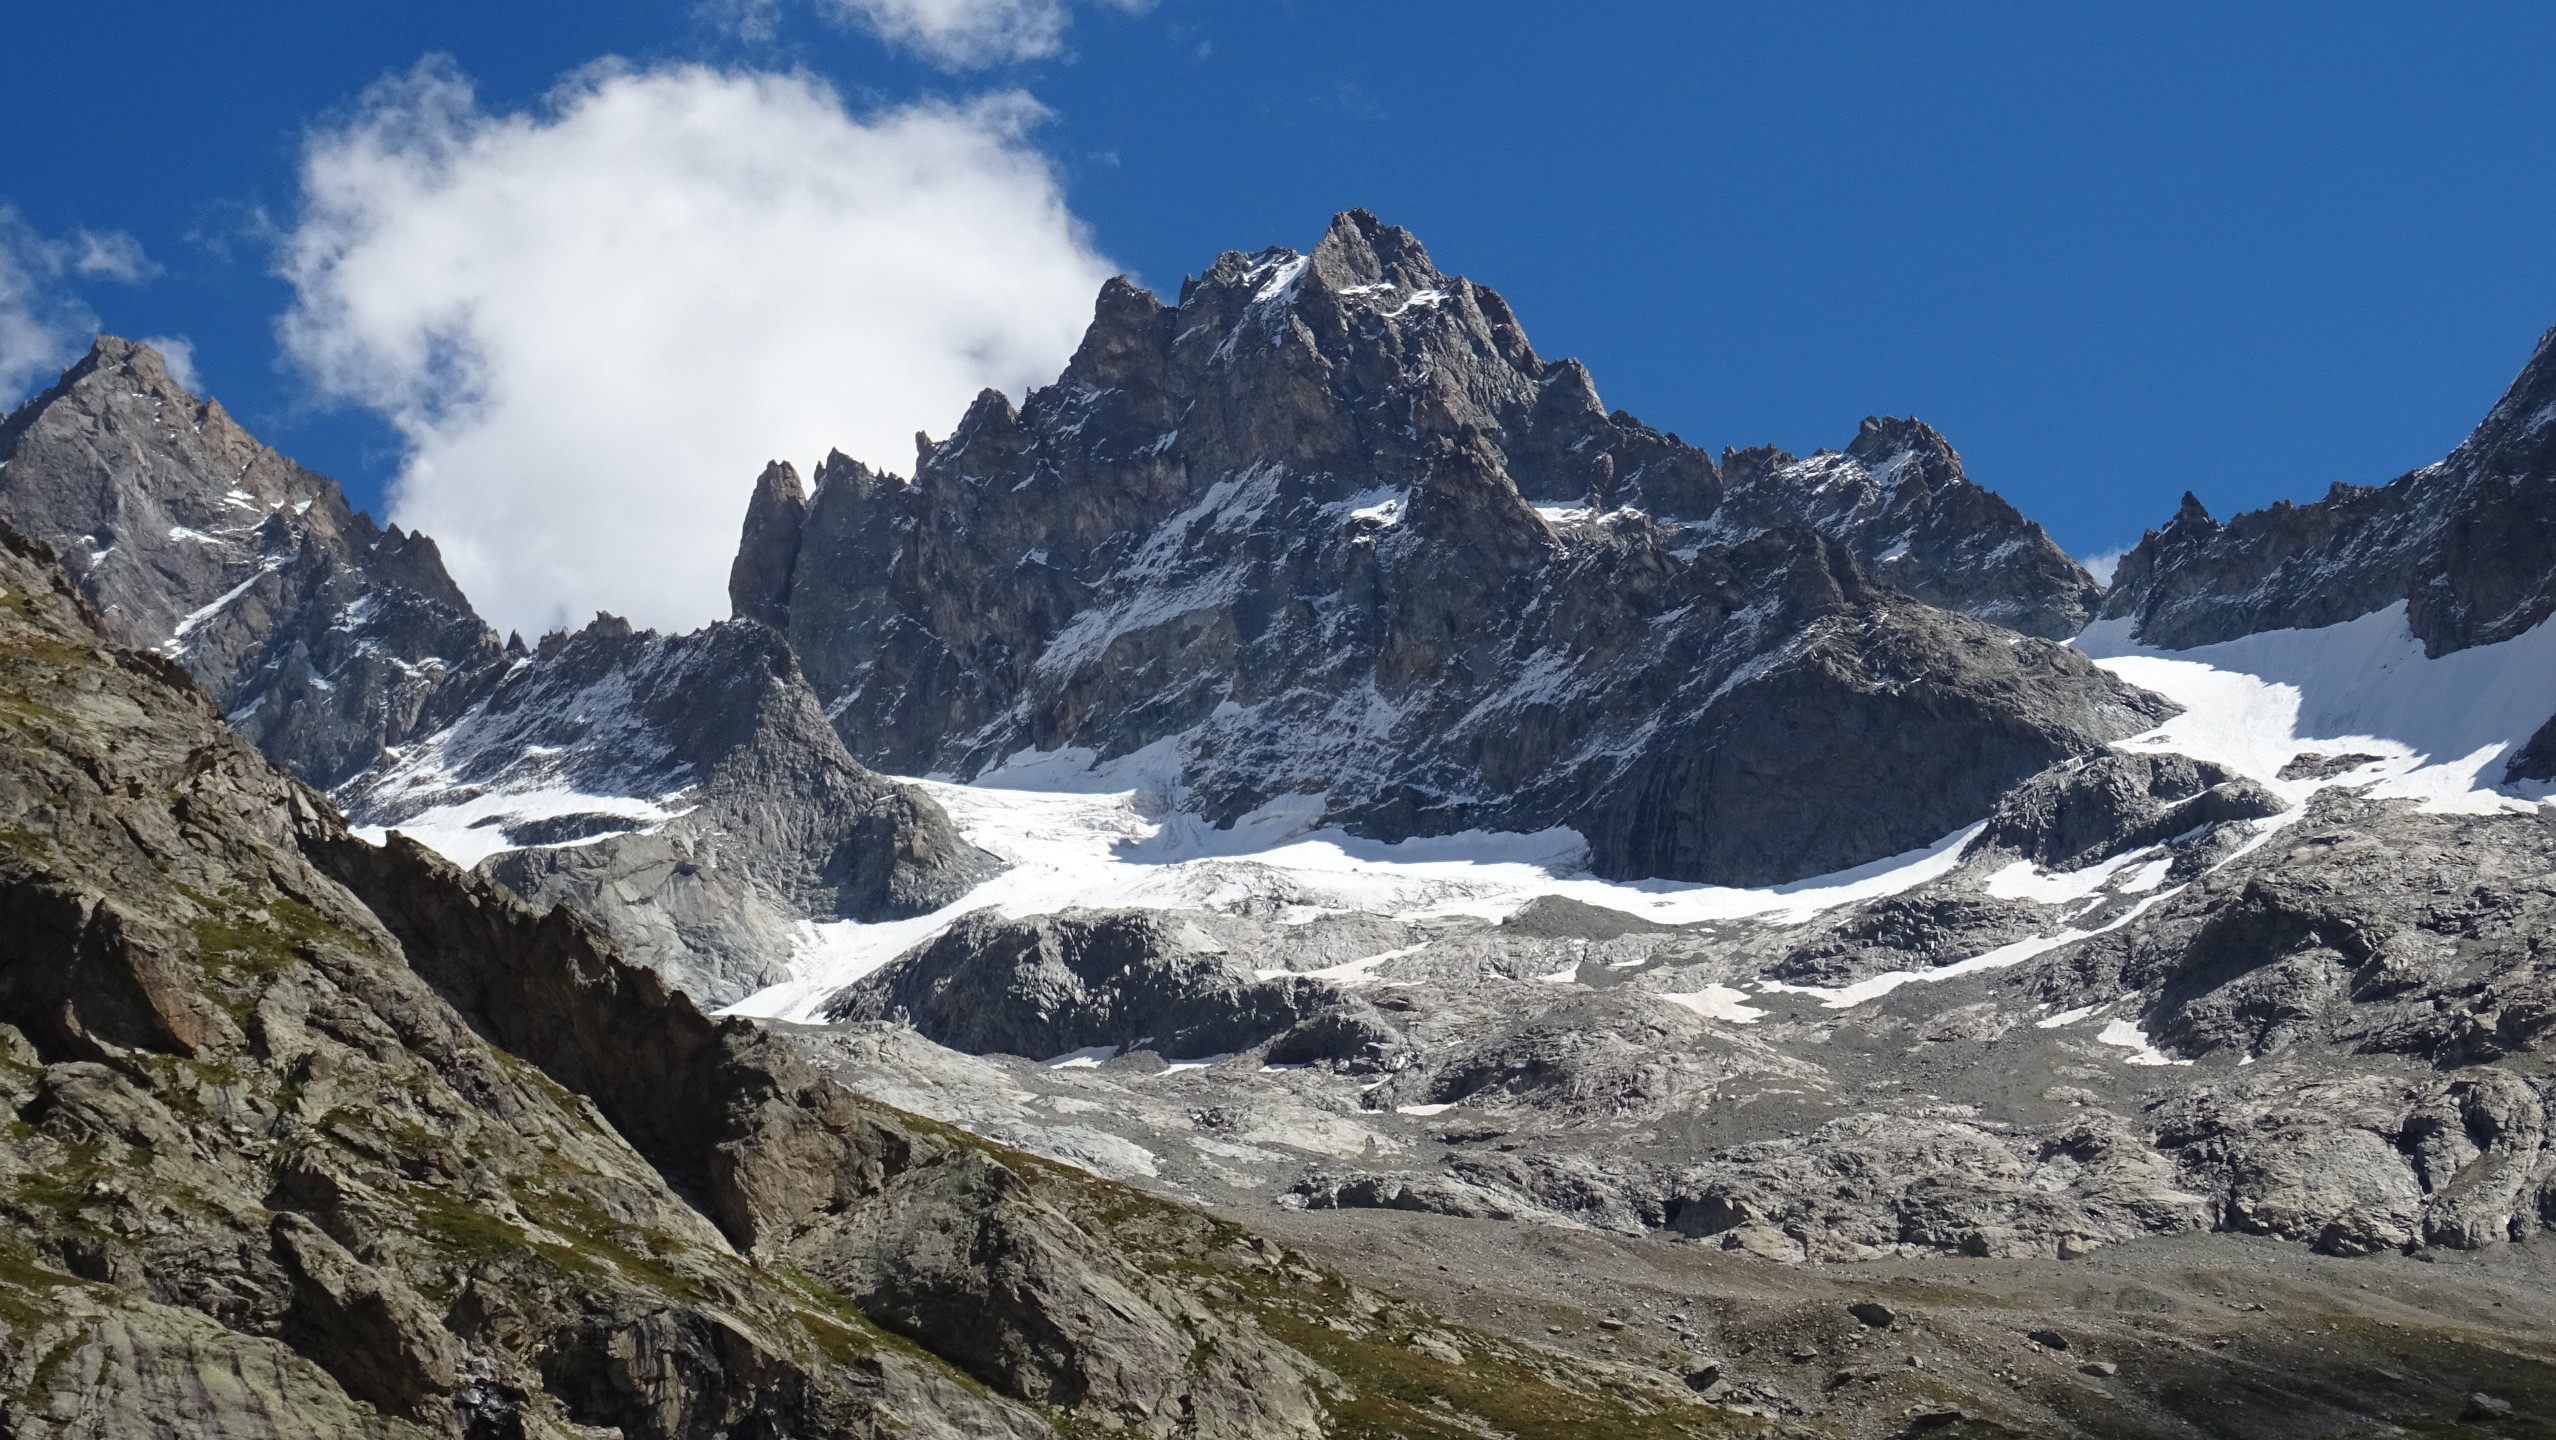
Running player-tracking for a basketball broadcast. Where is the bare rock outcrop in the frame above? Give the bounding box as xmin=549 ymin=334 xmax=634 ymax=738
xmin=2102 ymin=321 xmax=2556 ymax=656
xmin=341 ymin=613 xmax=995 ymax=1003
xmin=0 ymin=523 xmax=1692 ymax=1438
xmin=0 ymin=336 xmax=504 ymax=786
xmin=744 ymin=211 xmax=2149 ymax=886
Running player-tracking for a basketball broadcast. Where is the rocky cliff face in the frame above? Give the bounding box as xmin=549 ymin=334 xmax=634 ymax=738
xmin=2103 ymin=322 xmax=2556 ymax=656
xmin=0 ymin=339 xmax=997 ymax=1007
xmin=744 ymin=211 xmax=2138 ymax=884
xmin=0 ymin=338 xmax=504 ymax=788
xmin=0 ymin=522 xmax=1033 ymax=1438
xmin=0 ymin=522 xmax=1718 ymax=1439
xmin=338 ymin=613 xmax=994 ymax=1004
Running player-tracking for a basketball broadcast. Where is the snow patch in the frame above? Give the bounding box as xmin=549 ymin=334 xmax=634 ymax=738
xmin=1381 ymin=287 xmax=1448 ymax=318
xmin=1338 ymin=487 xmax=1408 ymax=527
xmin=1982 ymin=848 xmax=2159 ymax=904
xmin=724 ymin=741 xmax=1986 ymax=1022
xmin=1259 ymin=944 xmax=1428 ymax=987
xmin=164 ymin=559 xmax=285 ymax=655
xmin=1659 ymin=985 xmax=1767 ymax=1024
xmin=2096 ymin=1017 xmax=2191 ymax=1066
xmin=2075 ymin=602 xmax=2556 ymax=815
xmin=351 ymin=784 xmax=689 ymax=869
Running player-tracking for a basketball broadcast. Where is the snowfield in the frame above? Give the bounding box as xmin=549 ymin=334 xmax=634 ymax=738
xmin=723 ymin=736 xmax=1985 ymax=1022
xmin=361 ymin=600 xmax=2556 ymax=1027
xmin=2075 ymin=600 xmax=2556 ymax=813
xmin=720 ymin=605 xmax=2556 ymax=1022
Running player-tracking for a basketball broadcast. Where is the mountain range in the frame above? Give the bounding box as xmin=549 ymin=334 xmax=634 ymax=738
xmin=5 ymin=211 xmax=2556 ymax=1437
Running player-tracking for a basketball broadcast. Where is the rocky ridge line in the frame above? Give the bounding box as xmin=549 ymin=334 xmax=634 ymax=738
xmin=0 ymin=338 xmax=995 ymax=1005
xmin=0 ymin=336 xmax=504 ymax=789
xmin=2103 ymin=320 xmax=2556 ymax=657
xmin=745 ymin=210 xmax=2152 ymax=885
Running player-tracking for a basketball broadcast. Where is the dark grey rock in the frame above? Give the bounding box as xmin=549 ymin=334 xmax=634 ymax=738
xmin=1968 ymin=751 xmax=2287 ymax=872
xmin=824 ymin=909 xmax=1352 ymax=1063
xmin=2278 ymin=751 xmax=2385 ymax=782
xmin=0 ymin=337 xmax=505 ymax=787
xmin=342 ymin=613 xmax=995 ymax=1005
xmin=749 ymin=212 xmax=2152 ymax=886
xmin=2103 ymin=322 xmax=2556 ymax=657
xmin=2504 ymin=713 xmax=2556 ymax=784
xmin=2463 ymin=1391 xmax=2513 ymax=1421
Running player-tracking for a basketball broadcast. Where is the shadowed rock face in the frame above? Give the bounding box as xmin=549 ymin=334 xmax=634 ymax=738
xmin=0 ymin=522 xmax=1047 ymax=1439
xmin=0 ymin=339 xmax=997 ymax=1007
xmin=2103 ymin=322 xmax=2556 ymax=657
xmin=0 ymin=337 xmax=505 ymax=788
xmin=745 ymin=210 xmax=2143 ymax=885
xmin=823 ymin=909 xmax=1404 ymax=1069
xmin=341 ymin=613 xmax=996 ymax=1004
xmin=3 ymin=521 xmax=1719 ymax=1440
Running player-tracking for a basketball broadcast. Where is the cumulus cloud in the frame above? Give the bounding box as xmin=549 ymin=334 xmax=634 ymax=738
xmin=278 ymin=57 xmax=1116 ymax=638
xmin=0 ymin=208 xmax=156 ymax=403
xmin=827 ymin=0 xmax=1073 ymax=67
xmin=2077 ymin=547 xmax=2129 ymax=588
xmin=139 ymin=336 xmax=200 ymax=392
xmin=711 ymin=0 xmax=1150 ymax=69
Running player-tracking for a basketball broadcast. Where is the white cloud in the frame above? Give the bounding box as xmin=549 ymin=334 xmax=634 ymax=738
xmin=69 ymin=230 xmax=160 ymax=282
xmin=2078 ymin=547 xmax=2129 ymax=588
xmin=140 ymin=336 xmax=200 ymax=393
xmin=278 ymin=57 xmax=1116 ymax=639
xmin=825 ymin=0 xmax=1071 ymax=67
xmin=0 ymin=209 xmax=156 ymax=403
xmin=713 ymin=0 xmax=1153 ymax=69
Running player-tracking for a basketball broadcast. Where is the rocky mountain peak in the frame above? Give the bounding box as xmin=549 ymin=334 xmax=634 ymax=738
xmin=2101 ymin=317 xmax=2556 ymax=655
xmin=1306 ymin=206 xmax=1449 ymax=296
xmin=0 ymin=335 xmax=505 ymax=787
xmin=728 ymin=458 xmax=808 ymax=631
xmin=748 ymin=215 xmax=2154 ymax=884
xmin=1718 ymin=442 xmax=1794 ymax=487
xmin=1844 ymin=413 xmax=1959 ymax=472
xmin=2450 ymin=319 xmax=2556 ymax=477
xmin=1058 ymin=273 xmax=1180 ymax=397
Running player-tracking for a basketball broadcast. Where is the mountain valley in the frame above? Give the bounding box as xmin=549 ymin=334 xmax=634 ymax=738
xmin=5 ymin=212 xmax=2556 ymax=1437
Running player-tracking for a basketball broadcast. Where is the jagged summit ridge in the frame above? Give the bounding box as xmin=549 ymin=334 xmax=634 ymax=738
xmin=0 ymin=337 xmax=996 ymax=1006
xmin=742 ymin=210 xmax=2142 ymax=886
xmin=2103 ymin=319 xmax=2556 ymax=655
xmin=0 ymin=336 xmax=504 ymax=787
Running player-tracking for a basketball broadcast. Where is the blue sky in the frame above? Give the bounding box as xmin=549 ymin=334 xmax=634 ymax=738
xmin=7 ymin=2 xmax=2556 ymax=626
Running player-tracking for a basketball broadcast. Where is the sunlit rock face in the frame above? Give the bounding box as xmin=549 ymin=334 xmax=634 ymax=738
xmin=2103 ymin=322 xmax=2556 ymax=659
xmin=746 ymin=210 xmax=2139 ymax=885
xmin=0 ymin=337 xmax=507 ymax=788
